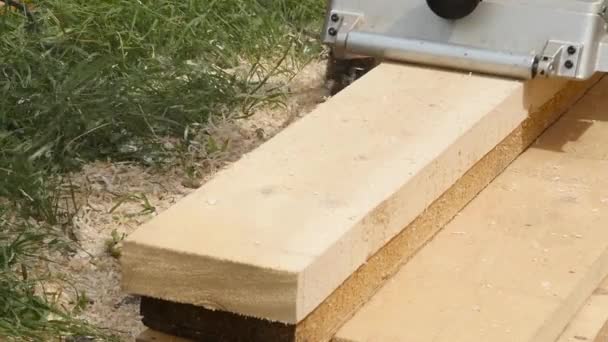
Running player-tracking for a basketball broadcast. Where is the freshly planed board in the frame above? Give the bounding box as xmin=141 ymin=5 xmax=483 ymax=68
xmin=557 ymin=277 xmax=608 ymax=342
xmin=121 ymin=62 xmax=601 ymax=341
xmin=334 ymin=77 xmax=608 ymax=342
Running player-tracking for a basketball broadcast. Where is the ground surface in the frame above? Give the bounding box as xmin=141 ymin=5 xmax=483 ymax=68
xmin=53 ymin=61 xmax=328 ymax=341
xmin=55 ymin=65 xmax=608 ymax=341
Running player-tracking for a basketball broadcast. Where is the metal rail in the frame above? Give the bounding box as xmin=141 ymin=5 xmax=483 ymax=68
xmin=345 ymin=31 xmax=537 ymax=79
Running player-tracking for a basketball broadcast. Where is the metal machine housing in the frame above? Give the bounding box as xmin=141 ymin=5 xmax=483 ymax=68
xmin=322 ymin=0 xmax=608 ymax=80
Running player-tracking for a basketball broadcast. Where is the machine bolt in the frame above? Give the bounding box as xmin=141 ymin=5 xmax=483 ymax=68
xmin=567 ymin=46 xmax=577 ymax=55
xmin=331 ymin=13 xmax=340 ymax=22
xmin=564 ymin=60 xmax=574 ymax=69
xmin=328 ymin=27 xmax=338 ymax=36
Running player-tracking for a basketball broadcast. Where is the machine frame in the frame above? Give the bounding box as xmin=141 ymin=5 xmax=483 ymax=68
xmin=322 ymin=0 xmax=608 ymax=80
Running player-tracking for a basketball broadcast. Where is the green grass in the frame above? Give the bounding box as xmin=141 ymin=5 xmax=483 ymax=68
xmin=0 ymin=0 xmax=326 ymax=339
xmin=1 ymin=0 xmax=325 ymax=224
xmin=0 ymin=211 xmax=120 ymax=341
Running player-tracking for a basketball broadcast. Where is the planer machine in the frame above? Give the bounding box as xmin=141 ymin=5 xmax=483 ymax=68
xmin=322 ymin=0 xmax=608 ymax=92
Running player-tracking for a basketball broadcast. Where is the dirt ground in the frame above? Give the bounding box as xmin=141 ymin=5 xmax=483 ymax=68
xmin=57 ymin=61 xmax=329 ymax=340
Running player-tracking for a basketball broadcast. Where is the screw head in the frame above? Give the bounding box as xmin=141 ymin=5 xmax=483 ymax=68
xmin=567 ymin=46 xmax=577 ymax=55
xmin=331 ymin=13 xmax=340 ymax=22
xmin=564 ymin=60 xmax=574 ymax=69
xmin=328 ymin=27 xmax=338 ymax=36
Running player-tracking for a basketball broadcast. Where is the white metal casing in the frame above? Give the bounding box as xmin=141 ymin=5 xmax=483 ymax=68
xmin=323 ymin=0 xmax=608 ymax=79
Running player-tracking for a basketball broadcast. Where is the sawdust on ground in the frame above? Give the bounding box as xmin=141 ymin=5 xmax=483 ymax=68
xmin=59 ymin=61 xmax=329 ymax=341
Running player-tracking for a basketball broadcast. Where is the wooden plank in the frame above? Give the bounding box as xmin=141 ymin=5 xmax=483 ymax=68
xmin=334 ymin=79 xmax=608 ymax=342
xmin=534 ymin=77 xmax=608 ymax=161
xmin=557 ymin=277 xmax=608 ymax=342
xmin=138 ymin=296 xmax=295 ymax=341
xmin=121 ymin=62 xmax=601 ymax=341
xmin=596 ymin=320 xmax=608 ymax=342
xmin=136 ymin=329 xmax=192 ymax=342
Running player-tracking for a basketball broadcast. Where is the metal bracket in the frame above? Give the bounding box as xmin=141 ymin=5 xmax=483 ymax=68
xmin=322 ymin=11 xmax=363 ymax=58
xmin=600 ymin=0 xmax=608 ymax=22
xmin=537 ymin=41 xmax=583 ymax=78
